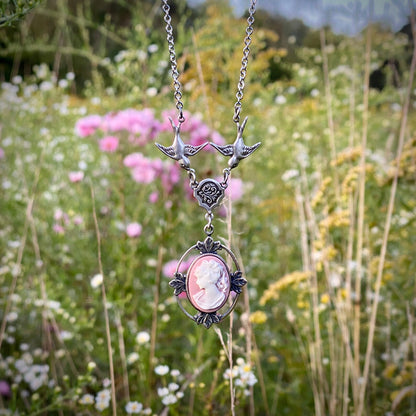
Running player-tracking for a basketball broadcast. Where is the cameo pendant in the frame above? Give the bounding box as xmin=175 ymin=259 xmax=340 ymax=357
xmin=169 ymin=236 xmax=247 ymax=328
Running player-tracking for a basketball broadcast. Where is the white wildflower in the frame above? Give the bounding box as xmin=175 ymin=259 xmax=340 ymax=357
xmin=158 ymin=387 xmax=169 ymax=397
xmin=168 ymin=382 xmax=179 ymax=392
xmin=170 ymin=369 xmax=180 ymax=377
xmin=275 ymin=95 xmax=287 ymax=105
xmin=146 ymin=87 xmax=158 ymax=97
xmin=6 ymin=312 xmax=18 ymax=322
xmin=95 ymin=399 xmax=110 ymax=411
xmin=281 ymin=169 xmax=299 ymax=182
xmin=79 ymin=393 xmax=94 ymax=404
xmin=125 ymin=401 xmax=143 ymax=414
xmin=12 ymin=75 xmax=22 ymax=84
xmin=96 ymin=389 xmax=111 ymax=402
xmin=127 ymin=352 xmax=139 ymax=365
xmin=90 ymin=274 xmax=103 ymax=288
xmin=148 ymin=44 xmax=159 ymax=53
xmin=136 ymin=331 xmax=150 ymax=345
xmin=162 ymin=393 xmax=177 ymax=405
xmin=154 ymin=364 xmax=169 ymax=376
xmin=310 ymin=88 xmax=320 ymax=97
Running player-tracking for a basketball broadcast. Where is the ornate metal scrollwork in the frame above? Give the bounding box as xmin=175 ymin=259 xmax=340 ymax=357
xmin=194 ymin=179 xmax=225 ymax=211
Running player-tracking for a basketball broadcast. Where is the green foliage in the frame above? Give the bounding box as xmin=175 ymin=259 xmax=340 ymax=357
xmin=0 ymin=0 xmax=44 ymax=27
xmin=0 ymin=2 xmax=416 ymax=415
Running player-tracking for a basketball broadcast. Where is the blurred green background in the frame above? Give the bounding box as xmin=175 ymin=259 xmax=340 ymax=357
xmin=0 ymin=1 xmax=416 ymax=415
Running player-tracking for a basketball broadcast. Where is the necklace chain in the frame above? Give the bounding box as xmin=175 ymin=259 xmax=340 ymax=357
xmin=161 ymin=0 xmax=257 ymax=125
xmin=162 ymin=0 xmax=185 ymax=123
xmin=233 ymin=0 xmax=257 ymax=124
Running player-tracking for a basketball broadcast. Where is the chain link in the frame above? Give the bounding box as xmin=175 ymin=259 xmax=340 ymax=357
xmin=220 ymin=168 xmax=231 ymax=188
xmin=161 ymin=1 xmax=256 ymax=236
xmin=186 ymin=168 xmax=198 ymax=189
xmin=204 ymin=211 xmax=214 ymax=236
xmin=233 ymin=0 xmax=257 ymax=124
xmin=162 ymin=0 xmax=256 ymax=125
xmin=162 ymin=0 xmax=185 ymax=123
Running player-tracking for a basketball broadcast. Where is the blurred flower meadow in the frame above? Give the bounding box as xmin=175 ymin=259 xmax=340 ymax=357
xmin=1 ymin=0 xmax=416 ymax=415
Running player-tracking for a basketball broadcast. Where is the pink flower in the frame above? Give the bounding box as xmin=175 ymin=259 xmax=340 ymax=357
xmin=212 ymin=177 xmax=244 ymax=202
xmin=73 ymin=215 xmax=83 ymax=225
xmin=68 ymin=171 xmax=84 ymax=183
xmin=163 ymin=260 xmax=180 ymax=278
xmin=127 ymin=155 xmax=161 ymax=184
xmin=0 ymin=148 xmax=4 ymax=159
xmin=75 ymin=115 xmax=102 ymax=137
xmin=162 ymin=258 xmax=195 ymax=278
xmin=163 ymin=257 xmax=196 ymax=300
xmin=132 ymin=166 xmax=157 ymax=184
xmin=160 ymin=162 xmax=180 ymax=193
xmin=126 ymin=222 xmax=142 ymax=238
xmin=226 ymin=178 xmax=244 ymax=201
xmin=149 ymin=192 xmax=159 ymax=203
xmin=54 ymin=209 xmax=64 ymax=221
xmin=189 ymin=123 xmax=210 ymax=147
xmin=103 ymin=109 xmax=162 ymax=143
xmin=210 ymin=130 xmax=226 ymax=146
xmin=123 ymin=152 xmax=146 ymax=168
xmin=99 ymin=136 xmax=119 ymax=153
xmin=0 ymin=380 xmax=11 ymax=398
xmin=53 ymin=224 xmax=65 ymax=234
xmin=183 ymin=179 xmax=196 ymax=201
xmin=160 ymin=110 xmax=191 ymax=131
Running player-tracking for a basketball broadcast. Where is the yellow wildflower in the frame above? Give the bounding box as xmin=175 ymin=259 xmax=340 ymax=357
xmin=330 ymin=146 xmax=362 ymax=167
xmin=260 ymin=271 xmax=311 ymax=305
xmin=311 ymin=176 xmax=332 ymax=208
xmin=297 ymin=300 xmax=309 ymax=309
xmin=319 ymin=209 xmax=350 ymax=231
xmin=249 ymin=311 xmax=267 ymax=325
xmin=320 ymin=293 xmax=330 ymax=304
xmin=382 ymin=363 xmax=397 ymax=379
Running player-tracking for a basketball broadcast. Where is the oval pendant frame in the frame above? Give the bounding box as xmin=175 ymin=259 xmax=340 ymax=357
xmin=169 ymin=237 xmax=247 ymax=328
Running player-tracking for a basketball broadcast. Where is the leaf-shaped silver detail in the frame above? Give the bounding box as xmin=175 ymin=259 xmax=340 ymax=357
xmin=195 ymin=312 xmax=221 ymax=329
xmin=196 ymin=237 xmax=222 ymax=254
xmin=230 ymin=271 xmax=247 ymax=294
xmin=169 ymin=272 xmax=186 ymax=296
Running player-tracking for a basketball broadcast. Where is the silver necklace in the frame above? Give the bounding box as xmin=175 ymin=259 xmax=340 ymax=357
xmin=157 ymin=0 xmax=261 ymax=328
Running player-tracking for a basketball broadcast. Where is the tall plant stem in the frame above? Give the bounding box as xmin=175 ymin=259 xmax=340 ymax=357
xmin=0 ymin=152 xmax=42 ymax=350
xmin=90 ymin=183 xmax=117 ymax=416
xmin=115 ymin=311 xmax=130 ymax=402
xmin=226 ymin=195 xmax=236 ymax=416
xmin=356 ymin=9 xmax=416 ymax=416
xmin=191 ymin=28 xmax=213 ymax=127
xmin=320 ymin=28 xmax=340 ymax=200
xmin=353 ymin=23 xmax=372 ymax=390
xmin=149 ymin=245 xmax=164 ymax=379
xmin=300 ymin=166 xmax=327 ymax=414
xmin=18 ymin=155 xmax=64 ymax=416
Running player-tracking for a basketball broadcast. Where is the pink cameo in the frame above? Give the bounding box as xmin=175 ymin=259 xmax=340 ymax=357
xmin=187 ymin=254 xmax=230 ymax=313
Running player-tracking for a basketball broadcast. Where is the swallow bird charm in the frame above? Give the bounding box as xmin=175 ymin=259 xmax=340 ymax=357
xmin=210 ymin=117 xmax=261 ymax=169
xmin=155 ymin=117 xmax=209 ymax=168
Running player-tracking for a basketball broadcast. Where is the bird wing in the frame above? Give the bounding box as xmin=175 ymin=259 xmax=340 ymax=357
xmin=210 ymin=143 xmax=235 ymax=157
xmin=184 ymin=142 xmax=209 ymax=156
xmin=155 ymin=143 xmax=176 ymax=159
xmin=242 ymin=142 xmax=261 ymax=157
